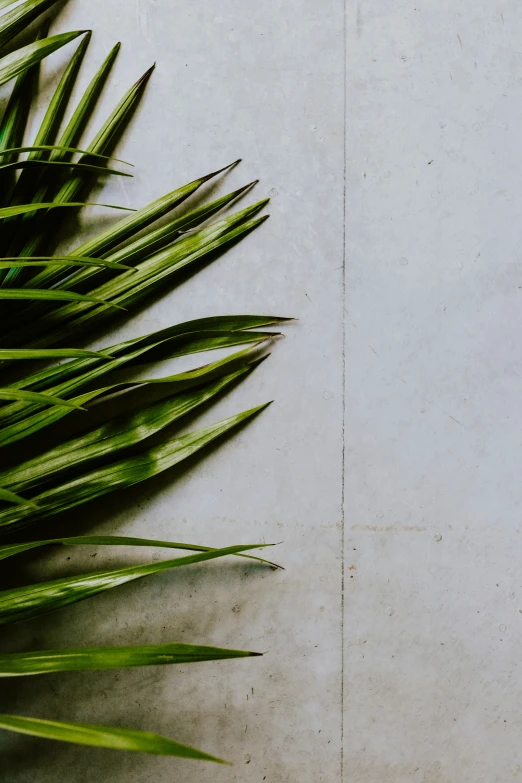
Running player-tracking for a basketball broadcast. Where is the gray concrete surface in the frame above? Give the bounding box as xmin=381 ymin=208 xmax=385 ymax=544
xmin=2 ymin=1 xmax=522 ymax=781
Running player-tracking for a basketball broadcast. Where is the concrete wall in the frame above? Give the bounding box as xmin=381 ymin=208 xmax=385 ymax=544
xmin=2 ymin=1 xmax=522 ymax=781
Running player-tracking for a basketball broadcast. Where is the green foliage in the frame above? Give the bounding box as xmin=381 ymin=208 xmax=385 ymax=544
xmin=0 ymin=3 xmax=286 ymax=765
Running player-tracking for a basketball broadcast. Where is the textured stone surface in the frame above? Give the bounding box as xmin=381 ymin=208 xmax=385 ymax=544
xmin=3 ymin=1 xmax=522 ymax=781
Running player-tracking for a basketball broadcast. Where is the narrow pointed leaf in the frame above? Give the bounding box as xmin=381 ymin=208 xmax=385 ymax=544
xmin=0 ymin=25 xmax=42 ymax=210
xmin=0 ymin=32 xmax=86 ymax=89
xmin=0 ymin=642 xmax=260 ymax=677
xmin=0 ymin=348 xmax=112 ymax=359
xmin=7 ymin=315 xmax=286 ymax=391
xmin=0 ymin=387 xmax=115 ymax=447
xmin=0 ymin=404 xmax=270 ymax=528
xmin=0 ymin=543 xmax=269 ymax=624
xmin=0 ymin=0 xmax=63 ymax=50
xmin=0 ymin=715 xmax=226 ymax=762
xmin=0 ymin=340 xmax=267 ymax=437
xmin=0 ymin=158 xmax=132 ymax=175
xmin=0 ymin=344 xmax=268 ymax=447
xmin=0 ymin=201 xmax=133 ymax=218
xmin=0 ymin=256 xmax=134 ymax=270
xmin=0 ymin=534 xmax=280 ymax=568
xmin=0 ymin=146 xmax=130 ymax=164
xmin=0 ymin=488 xmax=36 ymax=507
xmin=0 ymin=388 xmax=85 ymax=409
xmin=42 ymin=178 xmax=255 ymax=294
xmin=24 ymin=201 xmax=268 ymax=342
xmin=30 ymin=162 xmax=239 ymax=292
xmin=50 ymin=65 xmax=154 ymax=210
xmin=1 ymin=362 xmax=254 ymax=491
xmin=0 ymin=289 xmax=125 ymax=308
xmin=50 ymin=43 xmax=121 ymax=163
xmin=26 ymin=33 xmax=92 ymax=161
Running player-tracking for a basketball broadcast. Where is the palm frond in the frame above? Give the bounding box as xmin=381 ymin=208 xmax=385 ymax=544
xmin=0 ymin=16 xmax=287 ymax=763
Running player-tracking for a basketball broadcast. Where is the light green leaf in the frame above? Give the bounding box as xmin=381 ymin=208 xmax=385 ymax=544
xmin=0 ymin=642 xmax=260 ymax=676
xmin=0 ymin=714 xmax=226 ymax=762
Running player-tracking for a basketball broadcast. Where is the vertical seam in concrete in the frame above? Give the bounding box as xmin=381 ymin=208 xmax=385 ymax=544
xmin=340 ymin=0 xmax=347 ymax=779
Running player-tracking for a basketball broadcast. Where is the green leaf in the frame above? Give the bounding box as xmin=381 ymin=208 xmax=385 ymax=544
xmin=0 ymin=201 xmax=133 ymax=218
xmin=36 ymin=160 xmax=240 ymax=292
xmin=0 ymin=146 xmax=131 ymax=166
xmin=0 ymin=256 xmax=134 ymax=270
xmin=50 ymin=65 xmax=154 ymax=210
xmin=0 ymin=387 xmax=117 ymax=447
xmin=0 ymin=488 xmax=36 ymax=507
xmin=0 ymin=714 xmax=226 ymax=762
xmin=0 ymin=0 xmax=63 ymax=50
xmin=8 ymin=315 xmax=286 ymax=391
xmin=0 ymin=158 xmax=132 ymax=175
xmin=0 ymin=348 xmax=112 ymax=359
xmin=0 ymin=288 xmax=125 ymax=308
xmin=25 ymin=33 xmax=92 ymax=161
xmin=50 ymin=43 xmax=121 ymax=164
xmin=0 ymin=403 xmax=270 ymax=529
xmin=0 ymin=25 xmax=42 ymax=210
xmin=0 ymin=31 xmax=87 ymax=89
xmin=23 ymin=200 xmax=268 ymax=343
xmin=5 ymin=33 xmax=92 ymax=241
xmin=0 ymin=642 xmax=260 ymax=676
xmin=1 ymin=361 xmax=256 ymax=491
xmin=0 ymin=534 xmax=281 ymax=568
xmin=0 ymin=339 xmax=268 ymax=439
xmin=0 ymin=543 xmax=269 ymax=624
xmin=0 ymin=342 xmax=270 ymax=447
xmin=0 ymin=388 xmax=85 ymax=409
xmin=37 ymin=177 xmax=254 ymax=294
